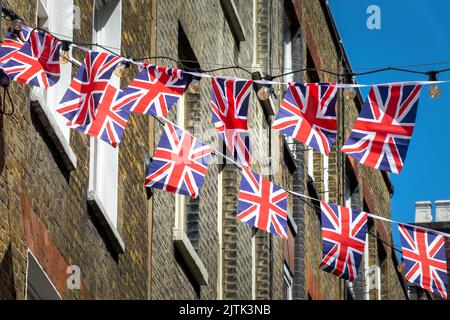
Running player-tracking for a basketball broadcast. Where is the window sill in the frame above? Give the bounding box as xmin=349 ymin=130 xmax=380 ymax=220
xmin=220 ymin=0 xmax=246 ymax=42
xmin=173 ymin=228 xmax=208 ymax=287
xmin=29 ymin=90 xmax=77 ymax=172
xmin=87 ymin=191 xmax=125 ymax=254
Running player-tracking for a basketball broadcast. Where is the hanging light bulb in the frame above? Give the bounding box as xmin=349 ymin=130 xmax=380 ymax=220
xmin=343 ymin=87 xmax=355 ymax=100
xmin=343 ymin=73 xmax=355 ymax=101
xmin=188 ymin=77 xmax=201 ymax=94
xmin=257 ymin=86 xmax=271 ymax=101
xmin=12 ymin=19 xmax=23 ymax=31
xmin=114 ymin=61 xmax=130 ymax=78
xmin=0 ymin=70 xmax=10 ymax=88
xmin=59 ymin=41 xmax=71 ymax=65
xmin=428 ymin=71 xmax=440 ymax=99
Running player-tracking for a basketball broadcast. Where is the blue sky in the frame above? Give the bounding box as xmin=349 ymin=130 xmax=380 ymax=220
xmin=329 ymin=0 xmax=450 ymax=251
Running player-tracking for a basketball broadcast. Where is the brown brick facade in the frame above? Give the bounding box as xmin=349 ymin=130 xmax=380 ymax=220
xmin=0 ymin=0 xmax=407 ymax=300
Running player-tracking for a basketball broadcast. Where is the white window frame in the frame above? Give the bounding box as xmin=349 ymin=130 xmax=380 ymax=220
xmin=282 ymin=21 xmax=294 ymax=84
xmin=307 ymin=148 xmax=314 ymax=179
xmin=283 ymin=263 xmax=293 ymax=300
xmin=375 ymin=252 xmax=382 ymax=300
xmin=251 ymin=230 xmax=257 ymax=300
xmin=31 ymin=0 xmax=77 ymax=169
xmin=25 ymin=250 xmax=61 ymax=300
xmin=174 ymin=95 xmax=187 ymax=230
xmin=252 ymin=0 xmax=259 ymax=69
xmin=217 ymin=169 xmax=224 ymax=299
xmin=323 ymin=155 xmax=329 ymax=202
xmin=363 ymin=233 xmax=370 ymax=300
xmin=88 ymin=0 xmax=123 ymax=249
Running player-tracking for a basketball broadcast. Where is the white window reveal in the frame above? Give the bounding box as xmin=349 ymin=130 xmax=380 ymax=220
xmin=88 ymin=0 xmax=124 ymax=253
xmin=26 ymin=250 xmax=61 ymax=300
xmin=30 ymin=0 xmax=77 ymax=170
xmin=283 ymin=263 xmax=293 ymax=300
xmin=282 ymin=17 xmax=293 ymax=84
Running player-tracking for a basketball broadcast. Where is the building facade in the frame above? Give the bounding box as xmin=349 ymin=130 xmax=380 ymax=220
xmin=0 ymin=0 xmax=407 ymax=300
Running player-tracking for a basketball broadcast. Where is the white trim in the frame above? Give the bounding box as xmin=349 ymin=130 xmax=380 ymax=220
xmin=25 ymin=249 xmax=62 ymax=300
xmin=32 ymin=0 xmax=77 ymax=170
xmin=174 ymin=94 xmax=186 ymax=230
xmin=88 ymin=0 xmax=122 ymax=235
xmin=307 ymin=148 xmax=314 ymax=179
xmin=216 ymin=170 xmax=224 ymax=299
xmin=323 ymin=155 xmax=329 ymax=202
xmin=251 ymin=231 xmax=257 ymax=300
xmin=283 ymin=263 xmax=293 ymax=300
xmin=363 ymin=233 xmax=370 ymax=300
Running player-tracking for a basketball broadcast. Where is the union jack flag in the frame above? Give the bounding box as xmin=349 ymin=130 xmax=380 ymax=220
xmin=2 ymin=29 xmax=61 ymax=89
xmin=341 ymin=84 xmax=421 ymax=173
xmin=398 ymin=224 xmax=448 ymax=299
xmin=319 ymin=201 xmax=368 ymax=282
xmin=0 ymin=27 xmax=32 ymax=66
xmin=57 ymin=51 xmax=123 ymax=127
xmin=74 ymin=82 xmax=138 ymax=147
xmin=145 ymin=121 xmax=213 ymax=198
xmin=272 ymin=83 xmax=338 ymax=155
xmin=211 ymin=77 xmax=253 ymax=166
xmin=121 ymin=64 xmax=187 ymax=118
xmin=236 ymin=167 xmax=288 ymax=239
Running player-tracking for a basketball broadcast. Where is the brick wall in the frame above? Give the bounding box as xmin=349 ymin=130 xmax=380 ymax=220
xmin=0 ymin=0 xmax=407 ymax=301
xmin=0 ymin=0 xmax=154 ymax=299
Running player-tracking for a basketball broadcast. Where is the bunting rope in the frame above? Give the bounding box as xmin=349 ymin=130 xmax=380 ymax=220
xmin=12 ymin=25 xmax=450 ymax=88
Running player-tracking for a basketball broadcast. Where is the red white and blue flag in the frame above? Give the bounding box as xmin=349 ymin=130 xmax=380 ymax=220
xmin=236 ymin=167 xmax=288 ymax=239
xmin=0 ymin=26 xmax=32 ymax=66
xmin=2 ymin=29 xmax=61 ymax=89
xmin=211 ymin=77 xmax=253 ymax=166
xmin=121 ymin=64 xmax=187 ymax=118
xmin=398 ymin=224 xmax=448 ymax=299
xmin=145 ymin=121 xmax=213 ymax=198
xmin=341 ymin=84 xmax=421 ymax=173
xmin=74 ymin=82 xmax=140 ymax=147
xmin=319 ymin=201 xmax=368 ymax=282
xmin=272 ymin=83 xmax=338 ymax=155
xmin=57 ymin=51 xmax=123 ymax=127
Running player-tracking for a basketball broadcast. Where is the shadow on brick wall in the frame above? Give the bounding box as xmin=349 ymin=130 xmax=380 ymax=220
xmin=0 ymin=243 xmax=17 ymax=299
xmin=29 ymin=107 xmax=70 ymax=181
xmin=0 ymin=115 xmax=5 ymax=175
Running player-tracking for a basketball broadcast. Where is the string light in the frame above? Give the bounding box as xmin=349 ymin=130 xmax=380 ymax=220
xmin=1 ymin=6 xmax=449 ymax=96
xmin=12 ymin=19 xmax=23 ymax=31
xmin=257 ymin=86 xmax=271 ymax=101
xmin=188 ymin=77 xmax=201 ymax=94
xmin=343 ymin=73 xmax=355 ymax=101
xmin=428 ymin=71 xmax=441 ymax=99
xmin=0 ymin=69 xmax=10 ymax=88
xmin=114 ymin=61 xmax=130 ymax=78
xmin=59 ymin=41 xmax=71 ymax=65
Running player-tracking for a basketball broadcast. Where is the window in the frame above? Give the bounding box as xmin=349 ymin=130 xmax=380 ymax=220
xmin=283 ymin=263 xmax=293 ymax=300
xmin=174 ymin=24 xmax=202 ymax=251
xmin=31 ymin=0 xmax=77 ymax=170
xmin=306 ymin=49 xmax=319 ymax=181
xmin=88 ymin=0 xmax=123 ymax=251
xmin=172 ymin=24 xmax=208 ymax=288
xmin=26 ymin=251 xmax=61 ymax=300
xmin=282 ymin=12 xmax=293 ymax=84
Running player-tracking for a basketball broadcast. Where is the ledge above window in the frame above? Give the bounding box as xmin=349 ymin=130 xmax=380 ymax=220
xmin=87 ymin=191 xmax=125 ymax=254
xmin=29 ymin=89 xmax=77 ymax=172
xmin=220 ymin=0 xmax=246 ymax=42
xmin=173 ymin=228 xmax=208 ymax=287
